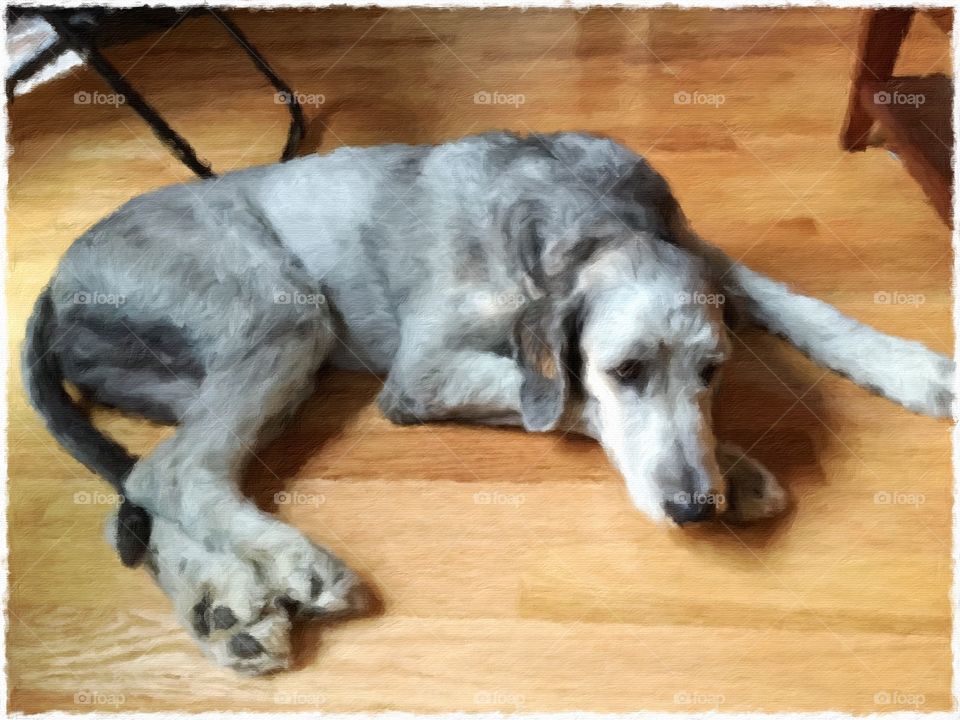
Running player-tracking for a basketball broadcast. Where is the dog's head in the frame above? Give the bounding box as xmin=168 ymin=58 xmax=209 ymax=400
xmin=512 ymin=235 xmax=732 ymax=524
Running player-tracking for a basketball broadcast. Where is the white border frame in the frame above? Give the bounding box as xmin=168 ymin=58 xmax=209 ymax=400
xmin=1 ymin=1 xmax=956 ymax=718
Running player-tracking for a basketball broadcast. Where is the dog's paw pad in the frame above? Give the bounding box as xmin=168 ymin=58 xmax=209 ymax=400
xmin=191 ymin=596 xmax=213 ymax=637
xmin=229 ymin=632 xmax=266 ymax=659
xmin=212 ymin=606 xmax=238 ymax=630
xmin=208 ymin=610 xmax=293 ymax=675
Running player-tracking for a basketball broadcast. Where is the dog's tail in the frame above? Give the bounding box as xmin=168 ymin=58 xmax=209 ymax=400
xmin=693 ymin=239 xmax=954 ymax=418
xmin=22 ymin=287 xmax=151 ymax=566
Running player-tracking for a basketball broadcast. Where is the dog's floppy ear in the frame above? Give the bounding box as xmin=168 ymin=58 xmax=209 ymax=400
xmin=505 ymin=198 xmax=598 ymax=297
xmin=511 ymin=296 xmax=580 ymax=432
xmin=504 ymin=199 xmax=549 ymax=292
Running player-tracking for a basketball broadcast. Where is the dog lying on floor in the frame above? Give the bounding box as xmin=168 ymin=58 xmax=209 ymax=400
xmin=23 ymin=131 xmax=953 ymax=673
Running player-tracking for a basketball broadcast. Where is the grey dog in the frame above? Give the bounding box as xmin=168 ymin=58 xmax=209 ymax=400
xmin=23 ymin=131 xmax=953 ymax=673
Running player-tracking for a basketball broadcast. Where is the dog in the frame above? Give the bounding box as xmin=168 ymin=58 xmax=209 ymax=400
xmin=23 ymin=131 xmax=954 ymax=673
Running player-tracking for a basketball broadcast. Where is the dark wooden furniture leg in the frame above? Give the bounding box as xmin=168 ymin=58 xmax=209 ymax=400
xmin=841 ymin=8 xmax=914 ymax=151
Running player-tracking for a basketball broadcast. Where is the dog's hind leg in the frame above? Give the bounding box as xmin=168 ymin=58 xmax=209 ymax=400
xmin=99 ymin=278 xmax=366 ymax=632
xmin=690 ymin=236 xmax=954 ymax=418
xmin=121 ymin=300 xmax=364 ymax=622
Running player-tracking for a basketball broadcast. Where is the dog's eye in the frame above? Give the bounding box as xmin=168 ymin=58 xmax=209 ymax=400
xmin=613 ymin=359 xmax=647 ymax=385
xmin=700 ymin=363 xmax=720 ymax=385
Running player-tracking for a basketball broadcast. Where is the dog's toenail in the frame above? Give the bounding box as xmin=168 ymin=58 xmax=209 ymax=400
xmin=212 ymin=606 xmax=237 ymax=630
xmin=229 ymin=633 xmax=265 ymax=659
xmin=310 ymin=575 xmax=323 ymax=600
xmin=191 ymin=598 xmax=211 ymax=637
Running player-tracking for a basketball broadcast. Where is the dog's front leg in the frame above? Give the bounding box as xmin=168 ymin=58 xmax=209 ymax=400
xmin=717 ymin=445 xmax=789 ymax=522
xmin=378 ymin=350 xmax=528 ymax=426
xmin=376 ymin=347 xmax=785 ymax=522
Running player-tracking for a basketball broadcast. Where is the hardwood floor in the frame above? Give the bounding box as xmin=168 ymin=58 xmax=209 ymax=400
xmin=6 ymin=7 xmax=954 ymax=713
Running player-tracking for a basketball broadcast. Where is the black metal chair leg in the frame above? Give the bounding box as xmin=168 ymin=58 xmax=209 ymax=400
xmin=45 ymin=12 xmax=215 ymax=179
xmin=207 ymin=9 xmax=305 ymax=162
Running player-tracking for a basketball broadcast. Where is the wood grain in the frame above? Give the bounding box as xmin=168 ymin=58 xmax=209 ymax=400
xmin=6 ymin=8 xmax=954 ymax=714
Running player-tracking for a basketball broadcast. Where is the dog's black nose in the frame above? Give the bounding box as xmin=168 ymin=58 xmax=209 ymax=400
xmin=663 ymin=494 xmax=716 ymax=525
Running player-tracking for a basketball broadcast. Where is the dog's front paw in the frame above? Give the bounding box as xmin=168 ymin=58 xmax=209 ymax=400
xmin=376 ymin=387 xmax=425 ymax=425
xmin=718 ymin=445 xmax=789 ymax=522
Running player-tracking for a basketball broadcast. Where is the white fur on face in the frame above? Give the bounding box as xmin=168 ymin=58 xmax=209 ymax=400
xmin=579 ymin=277 xmax=728 ymax=522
